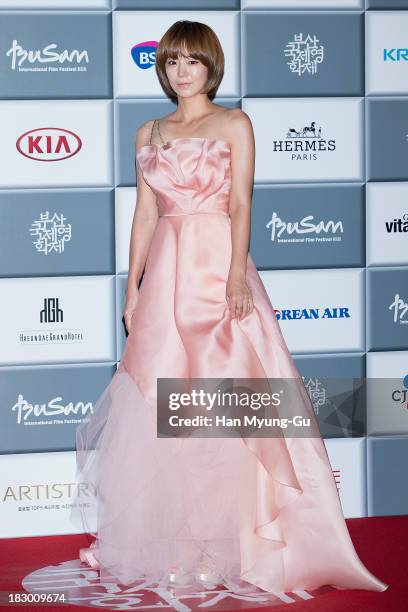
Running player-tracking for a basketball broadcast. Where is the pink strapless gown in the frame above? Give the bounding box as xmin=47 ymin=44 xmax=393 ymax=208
xmin=71 ymin=138 xmax=389 ymax=595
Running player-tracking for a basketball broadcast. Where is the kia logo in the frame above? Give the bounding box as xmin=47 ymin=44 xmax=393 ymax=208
xmin=16 ymin=127 xmax=82 ymax=162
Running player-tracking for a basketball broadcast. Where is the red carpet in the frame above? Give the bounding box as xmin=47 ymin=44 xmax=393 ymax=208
xmin=0 ymin=515 xmax=405 ymax=611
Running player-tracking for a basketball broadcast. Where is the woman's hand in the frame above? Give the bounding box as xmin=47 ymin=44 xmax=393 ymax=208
xmin=123 ymin=288 xmax=140 ymax=334
xmin=226 ymin=273 xmax=254 ymax=319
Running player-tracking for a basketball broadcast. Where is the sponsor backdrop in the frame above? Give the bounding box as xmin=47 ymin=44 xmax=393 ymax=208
xmin=0 ymin=0 xmax=407 ymax=538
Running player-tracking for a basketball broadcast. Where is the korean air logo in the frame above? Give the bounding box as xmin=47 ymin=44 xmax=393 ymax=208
xmin=274 ymin=306 xmax=351 ymax=321
xmin=131 ymin=41 xmax=158 ymax=69
xmin=383 ymin=48 xmax=408 ymax=62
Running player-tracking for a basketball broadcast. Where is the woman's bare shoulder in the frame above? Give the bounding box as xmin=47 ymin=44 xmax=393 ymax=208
xmin=222 ymin=108 xmax=254 ymax=146
xmin=227 ymin=107 xmax=253 ymax=129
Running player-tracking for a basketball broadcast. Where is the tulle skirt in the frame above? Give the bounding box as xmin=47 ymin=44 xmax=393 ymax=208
xmin=70 ymin=357 xmax=388 ymax=593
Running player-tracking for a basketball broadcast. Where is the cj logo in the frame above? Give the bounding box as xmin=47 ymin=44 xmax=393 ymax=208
xmin=131 ymin=41 xmax=158 ymax=69
xmin=391 ymin=376 xmax=408 ymax=411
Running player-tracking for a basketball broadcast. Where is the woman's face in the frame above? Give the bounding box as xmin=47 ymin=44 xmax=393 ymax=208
xmin=165 ymin=51 xmax=208 ymax=98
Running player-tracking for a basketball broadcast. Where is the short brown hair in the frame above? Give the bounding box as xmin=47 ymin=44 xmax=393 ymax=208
xmin=155 ymin=20 xmax=224 ymax=102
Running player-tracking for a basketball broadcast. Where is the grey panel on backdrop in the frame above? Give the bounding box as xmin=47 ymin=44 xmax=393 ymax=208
xmin=113 ymin=0 xmax=239 ymax=8
xmin=293 ymin=353 xmax=366 ymax=438
xmin=367 ymin=436 xmax=408 ymax=516
xmin=367 ymin=267 xmax=408 ymax=350
xmin=0 ymin=363 xmax=117 ymax=453
xmin=367 ymin=0 xmax=408 ymax=8
xmin=367 ymin=377 xmax=408 ymax=436
xmin=250 ymin=184 xmax=365 ymax=269
xmin=243 ymin=12 xmax=364 ymax=96
xmin=115 ymin=99 xmax=240 ymax=186
xmin=0 ymin=190 xmax=115 ymax=277
xmin=0 ymin=12 xmax=112 ymax=99
xmin=367 ymin=99 xmax=408 ymax=181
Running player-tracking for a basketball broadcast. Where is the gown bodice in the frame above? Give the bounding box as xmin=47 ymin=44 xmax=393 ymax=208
xmin=136 ymin=138 xmax=232 ymax=218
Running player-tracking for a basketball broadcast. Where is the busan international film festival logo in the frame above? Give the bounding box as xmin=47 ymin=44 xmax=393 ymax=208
xmin=30 ymin=212 xmax=72 ymax=255
xmin=265 ymin=210 xmax=344 ymax=245
xmin=389 ymin=292 xmax=408 ymax=325
xmin=284 ymin=32 xmax=324 ymax=76
xmin=6 ymin=39 xmax=89 ymax=72
xmin=10 ymin=385 xmax=94 ymax=428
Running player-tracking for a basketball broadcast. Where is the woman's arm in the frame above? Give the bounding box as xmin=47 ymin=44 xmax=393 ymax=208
xmin=123 ymin=120 xmax=159 ymax=333
xmin=226 ymin=109 xmax=255 ymax=320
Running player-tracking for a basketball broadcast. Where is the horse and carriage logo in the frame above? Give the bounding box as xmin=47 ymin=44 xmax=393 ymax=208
xmin=286 ymin=121 xmax=322 ymax=139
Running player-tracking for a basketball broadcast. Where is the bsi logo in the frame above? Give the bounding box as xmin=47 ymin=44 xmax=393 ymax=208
xmin=131 ymin=41 xmax=158 ymax=69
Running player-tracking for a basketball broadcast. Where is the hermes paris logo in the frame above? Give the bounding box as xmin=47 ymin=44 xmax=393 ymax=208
xmin=273 ymin=121 xmax=337 ymax=161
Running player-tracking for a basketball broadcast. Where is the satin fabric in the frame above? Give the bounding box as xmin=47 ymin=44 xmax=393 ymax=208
xmin=71 ymin=138 xmax=389 ymax=594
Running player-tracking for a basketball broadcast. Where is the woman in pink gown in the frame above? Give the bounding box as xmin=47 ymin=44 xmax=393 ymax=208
xmin=71 ymin=20 xmax=389 ymax=596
